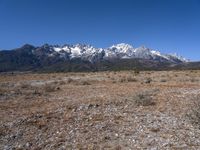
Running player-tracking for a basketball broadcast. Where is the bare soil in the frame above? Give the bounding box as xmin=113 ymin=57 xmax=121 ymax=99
xmin=1 ymin=70 xmax=200 ymax=149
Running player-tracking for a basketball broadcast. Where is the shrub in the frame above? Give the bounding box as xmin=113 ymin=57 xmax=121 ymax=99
xmin=0 ymin=88 xmax=7 ymax=96
xmin=20 ymin=83 xmax=32 ymax=89
xmin=119 ymin=77 xmax=127 ymax=83
xmin=112 ymin=81 xmax=117 ymax=83
xmin=187 ymin=96 xmax=200 ymax=127
xmin=80 ymin=81 xmax=91 ymax=85
xmin=174 ymin=74 xmax=178 ymax=77
xmin=111 ymin=77 xmax=115 ymax=80
xmin=32 ymin=89 xmax=42 ymax=95
xmin=134 ymin=69 xmax=140 ymax=75
xmin=160 ymin=79 xmax=167 ymax=82
xmin=145 ymin=78 xmax=152 ymax=84
xmin=127 ymin=76 xmax=137 ymax=82
xmin=59 ymin=80 xmax=66 ymax=85
xmin=67 ymin=78 xmax=74 ymax=83
xmin=190 ymin=78 xmax=199 ymax=82
xmin=134 ymin=91 xmax=156 ymax=106
xmin=43 ymin=84 xmax=59 ymax=92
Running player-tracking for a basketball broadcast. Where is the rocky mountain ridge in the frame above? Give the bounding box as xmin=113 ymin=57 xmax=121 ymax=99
xmin=0 ymin=43 xmax=192 ymax=72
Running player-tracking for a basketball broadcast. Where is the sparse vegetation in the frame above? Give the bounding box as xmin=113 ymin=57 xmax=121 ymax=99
xmin=1 ymin=70 xmax=200 ymax=149
xmin=59 ymin=80 xmax=66 ymax=85
xmin=145 ymin=77 xmax=152 ymax=84
xmin=43 ymin=84 xmax=60 ymax=92
xmin=134 ymin=69 xmax=140 ymax=75
xmin=134 ymin=91 xmax=156 ymax=106
xmin=119 ymin=76 xmax=137 ymax=83
xmin=67 ymin=77 xmax=74 ymax=83
xmin=79 ymin=80 xmax=91 ymax=85
xmin=187 ymin=95 xmax=200 ymax=128
xmin=0 ymin=87 xmax=7 ymax=96
xmin=119 ymin=76 xmax=127 ymax=83
xmin=127 ymin=76 xmax=137 ymax=82
xmin=160 ymin=79 xmax=167 ymax=82
xmin=20 ymin=83 xmax=32 ymax=89
xmin=190 ymin=78 xmax=199 ymax=82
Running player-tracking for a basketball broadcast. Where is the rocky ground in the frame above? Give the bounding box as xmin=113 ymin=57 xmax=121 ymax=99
xmin=1 ymin=70 xmax=200 ymax=149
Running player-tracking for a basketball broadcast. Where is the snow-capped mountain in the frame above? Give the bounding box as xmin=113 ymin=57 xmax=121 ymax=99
xmin=0 ymin=43 xmax=189 ymax=72
xmin=105 ymin=44 xmax=189 ymax=63
xmin=39 ymin=43 xmax=188 ymax=63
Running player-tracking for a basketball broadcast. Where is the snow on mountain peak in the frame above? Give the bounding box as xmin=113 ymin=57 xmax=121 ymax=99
xmin=151 ymin=50 xmax=161 ymax=56
xmin=107 ymin=43 xmax=134 ymax=57
xmin=170 ymin=53 xmax=189 ymax=62
xmin=134 ymin=46 xmax=149 ymax=52
xmin=111 ymin=43 xmax=133 ymax=49
xmin=53 ymin=47 xmax=62 ymax=52
xmin=43 ymin=43 xmax=188 ymax=63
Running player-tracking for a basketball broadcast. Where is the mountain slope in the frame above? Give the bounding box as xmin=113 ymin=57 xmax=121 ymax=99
xmin=0 ymin=43 xmax=190 ymax=72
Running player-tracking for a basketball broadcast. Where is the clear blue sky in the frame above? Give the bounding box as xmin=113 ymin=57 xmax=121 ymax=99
xmin=0 ymin=0 xmax=200 ymax=61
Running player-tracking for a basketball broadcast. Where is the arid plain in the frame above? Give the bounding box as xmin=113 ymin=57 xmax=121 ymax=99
xmin=1 ymin=70 xmax=200 ymax=149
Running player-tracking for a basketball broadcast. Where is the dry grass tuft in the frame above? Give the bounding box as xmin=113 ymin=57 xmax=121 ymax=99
xmin=119 ymin=76 xmax=137 ymax=83
xmin=160 ymin=79 xmax=167 ymax=82
xmin=134 ymin=69 xmax=140 ymax=75
xmin=0 ymin=87 xmax=8 ymax=96
xmin=58 ymin=80 xmax=66 ymax=85
xmin=134 ymin=90 xmax=156 ymax=106
xmin=187 ymin=95 xmax=200 ymax=128
xmin=145 ymin=77 xmax=152 ymax=84
xmin=67 ymin=78 xmax=74 ymax=83
xmin=119 ymin=77 xmax=127 ymax=83
xmin=43 ymin=84 xmax=60 ymax=92
xmin=79 ymin=81 xmax=91 ymax=85
xmin=127 ymin=76 xmax=137 ymax=82
xmin=20 ymin=83 xmax=32 ymax=89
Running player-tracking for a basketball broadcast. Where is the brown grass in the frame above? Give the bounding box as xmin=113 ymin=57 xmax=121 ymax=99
xmin=43 ymin=84 xmax=60 ymax=92
xmin=1 ymin=70 xmax=200 ymax=149
xmin=134 ymin=90 xmax=156 ymax=106
xmin=187 ymin=95 xmax=200 ymax=127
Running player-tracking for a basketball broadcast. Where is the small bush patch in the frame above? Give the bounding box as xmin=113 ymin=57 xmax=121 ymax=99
xmin=134 ymin=91 xmax=156 ymax=106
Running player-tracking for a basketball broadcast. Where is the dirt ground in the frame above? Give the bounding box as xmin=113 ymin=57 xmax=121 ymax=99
xmin=1 ymin=70 xmax=200 ymax=149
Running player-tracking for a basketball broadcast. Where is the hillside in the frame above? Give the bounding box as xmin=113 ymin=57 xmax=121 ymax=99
xmin=0 ymin=43 xmax=192 ymax=72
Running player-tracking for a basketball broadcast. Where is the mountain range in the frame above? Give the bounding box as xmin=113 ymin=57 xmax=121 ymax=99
xmin=0 ymin=43 xmax=198 ymax=72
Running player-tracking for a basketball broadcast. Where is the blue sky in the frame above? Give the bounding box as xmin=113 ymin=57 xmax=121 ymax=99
xmin=0 ymin=0 xmax=200 ymax=61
